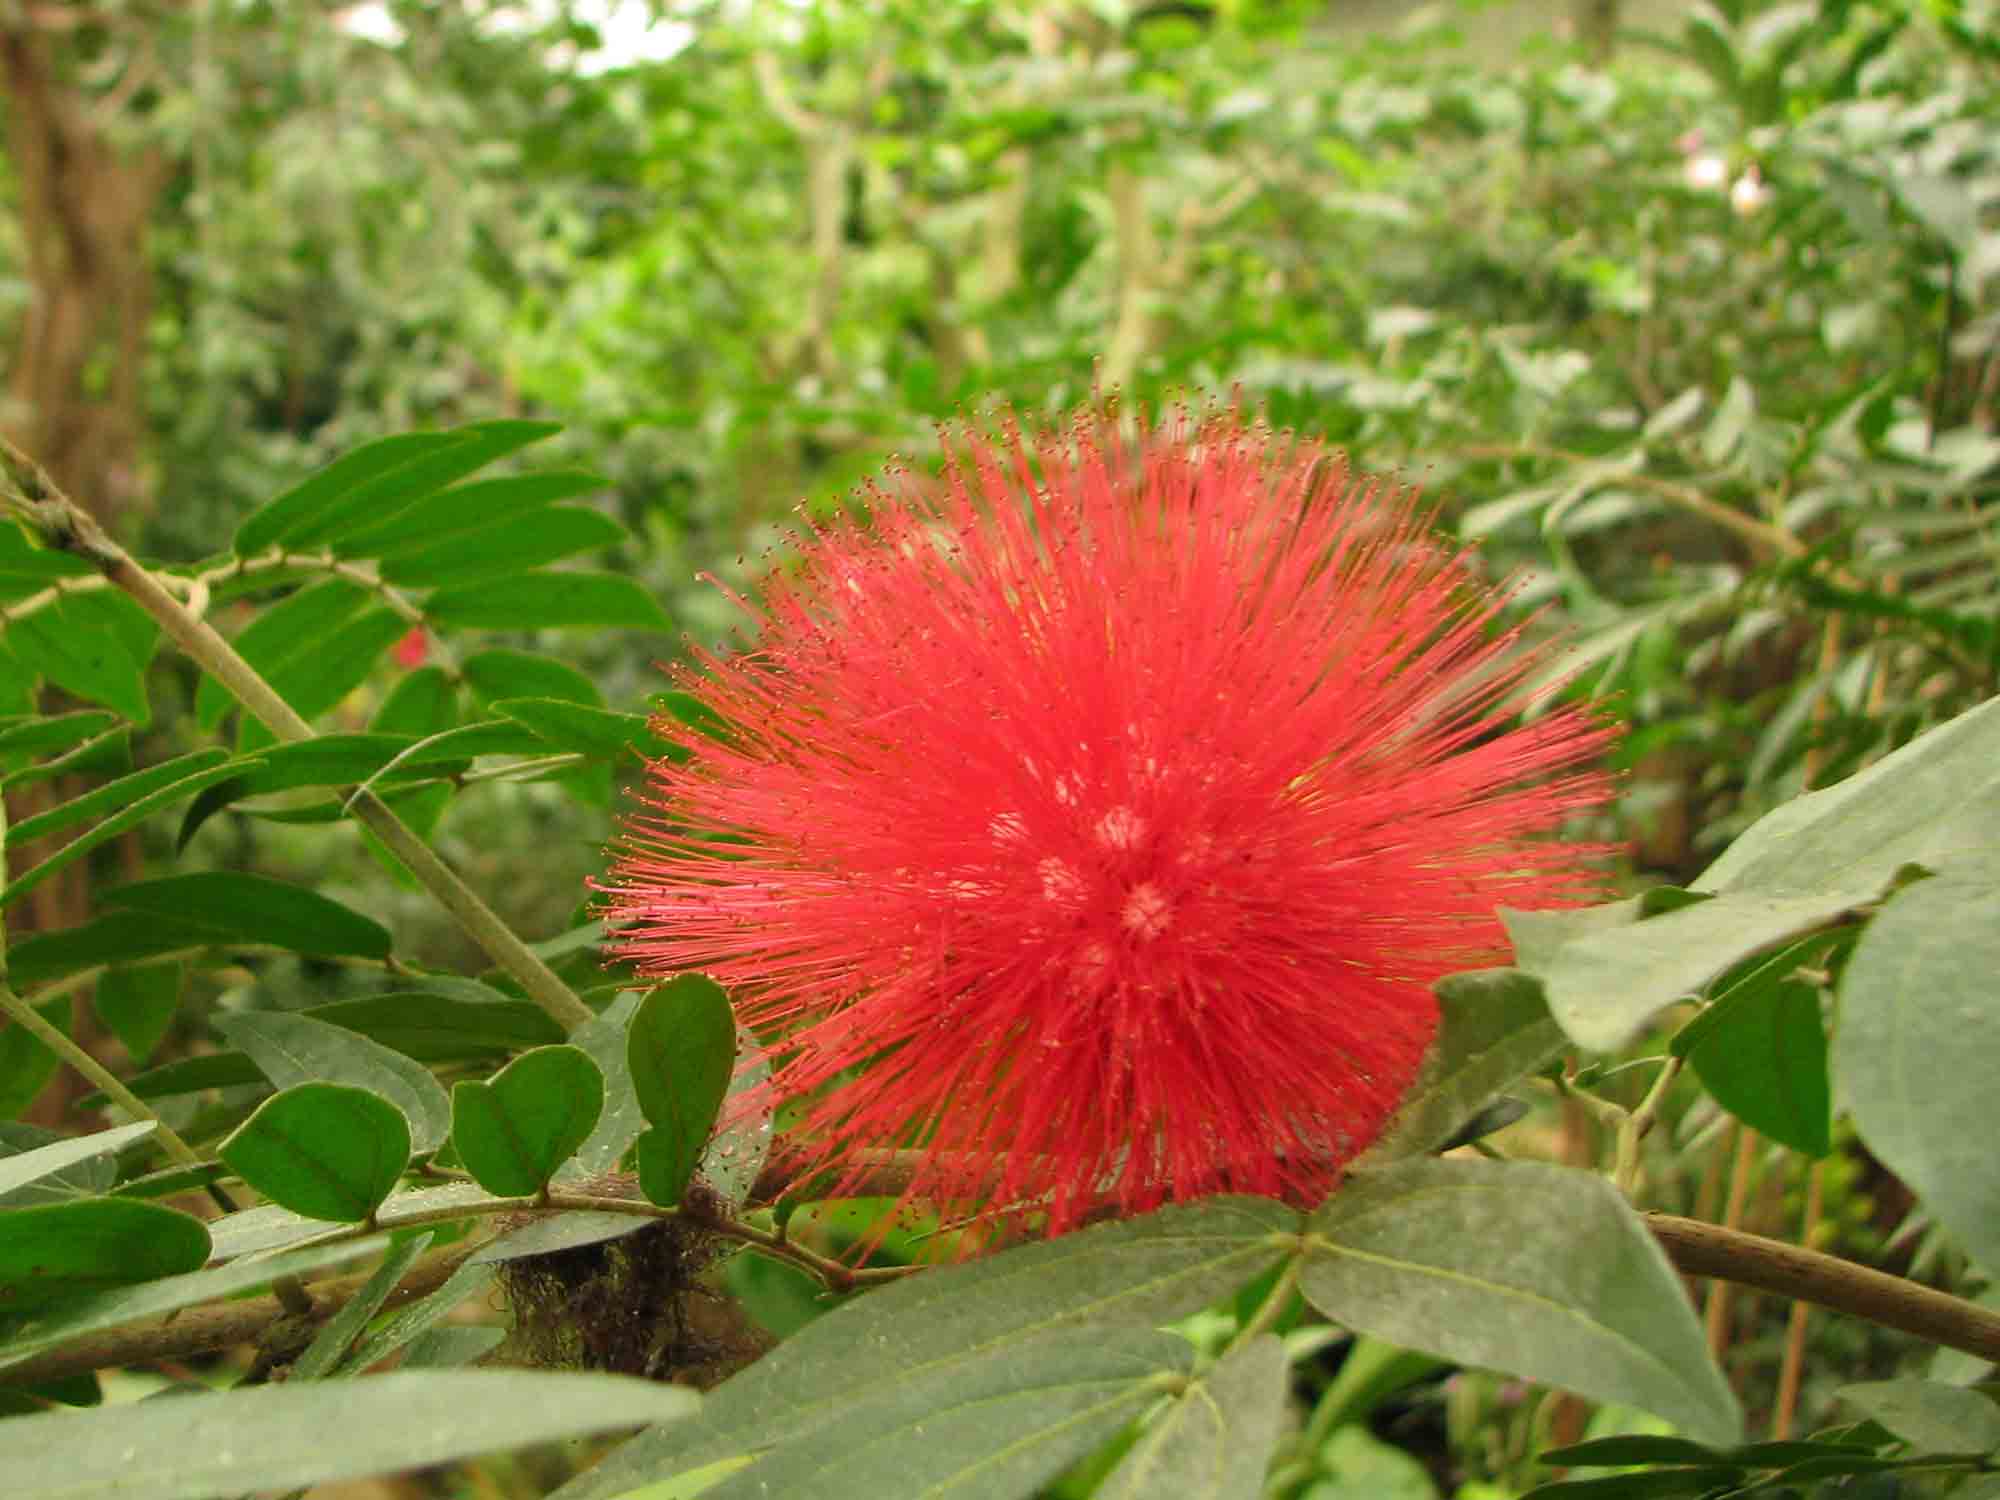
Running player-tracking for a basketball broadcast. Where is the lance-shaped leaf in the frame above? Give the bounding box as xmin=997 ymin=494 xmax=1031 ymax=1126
xmin=452 ymin=1046 xmax=605 ymax=1198
xmin=219 ymin=1083 xmax=410 ymax=1223
xmin=627 ymin=975 xmax=736 ymax=1207
xmin=102 ymin=871 xmax=392 ymax=960
xmin=0 ymin=1122 xmax=157 ymax=1202
xmin=1300 ymin=1158 xmax=1740 ymax=1445
xmin=291 ymin=1232 xmax=437 ymax=1381
xmin=0 ymin=1199 xmax=210 ymax=1310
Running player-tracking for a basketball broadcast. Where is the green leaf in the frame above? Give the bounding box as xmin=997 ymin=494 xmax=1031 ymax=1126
xmin=498 ymin=697 xmax=675 ymax=763
xmin=400 ymin=1325 xmax=507 ymax=1369
xmin=175 ymin=733 xmax=465 ymax=849
xmin=381 ymin=506 xmax=626 ymax=589
xmin=1532 ymin=889 xmax=1872 ymax=1053
xmin=627 ymin=976 xmax=736 ymax=1207
xmin=1 ymin=756 xmax=254 ymax=911
xmin=306 ymin=990 xmax=566 ymax=1062
xmin=5 ymin=592 xmax=153 ymax=724
xmin=703 ymin=1030 xmax=772 ymax=1212
xmin=291 ymin=1232 xmax=435 ymax=1381
xmin=427 ymin=571 xmax=670 ymax=631
xmin=0 ymin=1370 xmax=696 ymax=1500
xmin=338 ymin=469 xmax=610 ymax=558
xmin=1098 ymin=1333 xmax=1287 ymax=1500
xmin=219 ymin=1083 xmax=410 ymax=1223
xmin=303 ymin=420 xmax=565 ymax=552
xmin=553 ymin=1196 xmax=1300 ymax=1500
xmin=238 ymin=606 xmax=410 ymax=749
xmin=472 ymin=1210 xmax=650 ymax=1265
xmin=0 ymin=725 xmax=130 ymax=791
xmin=218 ymin=1010 xmax=452 ymax=1154
xmin=0 ymin=710 xmax=120 ymax=762
xmin=0 ymin=1125 xmax=114 ymax=1208
xmin=697 ymin=1328 xmax=1192 ymax=1500
xmin=0 ymin=525 xmax=93 ymax=596
xmin=1837 ymin=878 xmax=2000 ymax=1276
xmin=1367 ymin=968 xmax=1566 ymax=1161
xmin=0 ymin=997 xmax=67 ymax=1117
xmin=1684 ymin=978 xmax=1831 ymax=1156
xmin=3 ymin=910 xmax=228 ymax=988
xmin=1518 ymin=1468 xmax=1747 ymax=1499
xmin=462 ymin=647 xmax=605 ymax=709
xmin=195 ymin=579 xmax=371 ymax=728
xmin=103 ymin=871 xmax=393 ymax=960
xmin=0 ymin=1199 xmax=209 ymax=1309
xmin=88 ymin=963 xmax=182 ymax=1066
xmin=1837 ymin=1379 xmax=2000 ymax=1454
xmin=235 ymin=431 xmax=470 ymax=555
xmin=1695 ymin=695 xmax=2000 ymax=897
xmin=370 ymin=664 xmax=457 ymax=737
xmin=1300 ymin=1159 xmax=1740 ymax=1444
xmin=565 ymin=990 xmax=646 ymax=1177
xmin=0 ymin=1123 xmax=157 ymax=1202
xmin=451 ymin=1046 xmax=605 ymax=1197
xmin=0 ymin=1236 xmax=391 ymax=1376
xmin=4 ymin=749 xmax=229 ymax=849
xmin=340 ymin=1255 xmax=496 ymax=1370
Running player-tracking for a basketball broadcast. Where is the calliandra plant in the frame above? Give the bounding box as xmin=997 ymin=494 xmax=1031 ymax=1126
xmin=604 ymin=408 xmax=1617 ymax=1235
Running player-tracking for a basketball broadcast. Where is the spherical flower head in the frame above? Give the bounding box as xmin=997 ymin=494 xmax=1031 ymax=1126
xmin=605 ymin=409 xmax=1614 ymax=1238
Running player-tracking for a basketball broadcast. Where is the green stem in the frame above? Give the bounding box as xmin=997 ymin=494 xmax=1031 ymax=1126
xmin=1615 ymin=1054 xmax=1682 ymax=1196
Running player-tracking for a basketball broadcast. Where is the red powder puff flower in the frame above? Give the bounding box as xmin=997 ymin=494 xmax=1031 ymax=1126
xmin=604 ymin=410 xmax=1613 ymax=1236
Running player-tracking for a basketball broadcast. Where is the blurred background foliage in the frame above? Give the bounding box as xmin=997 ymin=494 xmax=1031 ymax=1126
xmin=3 ymin=0 xmax=1997 ymax=1492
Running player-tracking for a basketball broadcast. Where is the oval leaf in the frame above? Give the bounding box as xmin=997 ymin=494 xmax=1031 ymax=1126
xmin=626 ymin=975 xmax=736 ymax=1206
xmin=1099 ymin=1333 xmax=1288 ymax=1500
xmin=217 ymin=1010 xmax=452 ymax=1154
xmin=0 ymin=1199 xmax=210 ymax=1310
xmin=451 ymin=1045 xmax=605 ymax=1198
xmin=219 ymin=1083 xmax=410 ymax=1223
xmin=1685 ymin=978 xmax=1831 ymax=1157
xmin=1837 ymin=878 xmax=2000 ymax=1277
xmin=1300 ymin=1159 xmax=1740 ymax=1445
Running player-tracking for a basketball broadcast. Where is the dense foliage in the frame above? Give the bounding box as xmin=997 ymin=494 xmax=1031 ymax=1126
xmin=1 ymin=1 xmax=1996 ymax=1497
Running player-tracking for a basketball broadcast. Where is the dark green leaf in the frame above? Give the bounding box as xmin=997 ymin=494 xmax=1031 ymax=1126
xmin=5 ymin=750 xmax=229 ymax=848
xmin=0 ymin=711 xmax=120 ymax=762
xmin=0 ymin=725 xmax=131 ymax=791
xmin=451 ymin=1046 xmax=604 ymax=1197
xmin=339 ymin=469 xmax=609 ymax=558
xmin=1837 ymin=879 xmax=2000 ymax=1276
xmin=218 ymin=1010 xmax=451 ymax=1154
xmin=653 ymin=690 xmax=733 ymax=744
xmin=2 ymin=757 xmax=254 ymax=911
xmin=0 ymin=1369 xmax=696 ymax=1500
xmin=300 ymin=420 xmax=565 ymax=552
xmin=381 ymin=506 xmax=625 ymax=589
xmin=1301 ymin=1159 xmax=1739 ymax=1443
xmin=627 ymin=976 xmax=736 ymax=1206
xmin=1838 ymin=1379 xmax=2000 ymax=1454
xmin=1367 ymin=968 xmax=1565 ymax=1161
xmin=3 ymin=911 xmax=228 ymax=988
xmin=1518 ymin=1470 xmax=1745 ymax=1499
xmin=5 ymin=593 xmax=152 ymax=724
xmin=0 ymin=1123 xmax=157 ymax=1203
xmin=291 ymin=1232 xmax=435 ymax=1381
xmin=369 ymin=665 xmax=456 ymax=737
xmin=0 ymin=525 xmax=93 ymax=596
xmin=234 ymin=431 xmax=470 ymax=555
xmin=1099 ymin=1333 xmax=1287 ymax=1499
xmin=0 ymin=1199 xmax=209 ymax=1309
xmin=426 ymin=571 xmax=670 ymax=631
xmin=496 ymin=697 xmax=674 ymax=763
xmin=107 ymin=1162 xmax=230 ymax=1202
xmin=701 ymin=1329 xmax=1192 ymax=1500
xmin=175 ymin=734 xmax=464 ymax=850
xmin=195 ymin=580 xmax=371 ymax=728
xmin=87 ymin=1052 xmax=263 ymax=1105
xmin=219 ymin=1083 xmax=410 ymax=1223
xmin=88 ymin=963 xmax=182 ymax=1066
xmin=1539 ymin=1437 xmax=1732 ymax=1466
xmin=0 ymin=997 xmax=67 ymax=1117
xmin=1684 ymin=978 xmax=1831 ymax=1156
xmin=103 ymin=871 xmax=392 ymax=960
xmin=462 ymin=648 xmax=604 ymax=709
xmin=238 ymin=607 xmax=410 ymax=750
xmin=306 ymin=990 xmax=566 ymax=1062
xmin=0 ymin=1237 xmax=391 ymax=1377
xmin=553 ymin=1196 xmax=1301 ymax=1500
